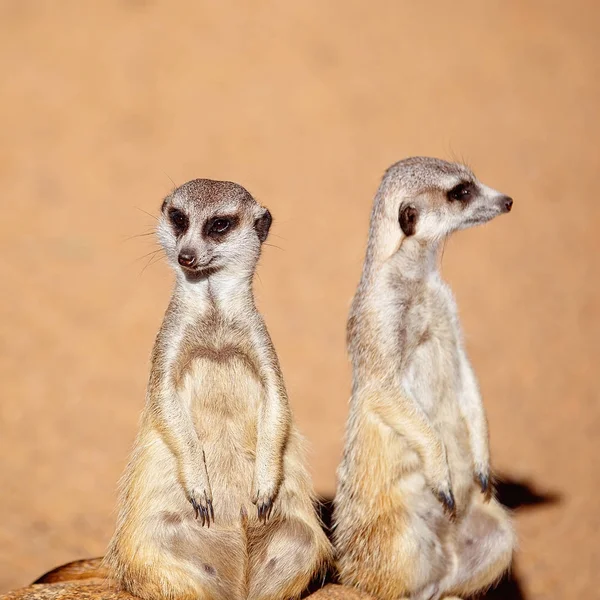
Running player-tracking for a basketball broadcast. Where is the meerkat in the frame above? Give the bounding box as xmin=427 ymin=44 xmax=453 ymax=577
xmin=332 ymin=157 xmax=516 ymax=600
xmin=105 ymin=179 xmax=331 ymax=600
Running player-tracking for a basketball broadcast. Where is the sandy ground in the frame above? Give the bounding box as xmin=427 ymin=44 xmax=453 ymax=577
xmin=0 ymin=1 xmax=598 ymax=598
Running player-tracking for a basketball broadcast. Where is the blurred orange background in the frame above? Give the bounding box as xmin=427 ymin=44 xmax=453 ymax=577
xmin=0 ymin=2 xmax=598 ymax=599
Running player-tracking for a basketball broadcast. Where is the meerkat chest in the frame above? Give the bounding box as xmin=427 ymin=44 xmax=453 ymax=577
xmin=401 ymin=282 xmax=461 ymax=415
xmin=173 ymin=320 xmax=265 ymax=435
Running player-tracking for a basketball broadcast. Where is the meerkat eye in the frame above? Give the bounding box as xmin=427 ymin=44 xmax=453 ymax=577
xmin=211 ymin=218 xmax=231 ymax=234
xmin=169 ymin=209 xmax=188 ymax=234
xmin=204 ymin=215 xmax=239 ymax=239
xmin=447 ymin=182 xmax=474 ymax=202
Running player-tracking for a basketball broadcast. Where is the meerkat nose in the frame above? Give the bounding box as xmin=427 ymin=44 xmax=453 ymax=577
xmin=502 ymin=196 xmax=513 ymax=212
xmin=178 ymin=252 xmax=197 ymax=268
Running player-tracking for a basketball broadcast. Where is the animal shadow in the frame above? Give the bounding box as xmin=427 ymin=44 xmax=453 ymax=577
xmin=315 ymin=476 xmax=560 ymax=600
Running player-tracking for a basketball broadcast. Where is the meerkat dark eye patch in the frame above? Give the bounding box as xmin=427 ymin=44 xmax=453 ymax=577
xmin=168 ymin=208 xmax=189 ymax=235
xmin=447 ymin=181 xmax=476 ymax=203
xmin=254 ymin=209 xmax=272 ymax=243
xmin=399 ymin=205 xmax=418 ymax=237
xmin=204 ymin=215 xmax=239 ymax=240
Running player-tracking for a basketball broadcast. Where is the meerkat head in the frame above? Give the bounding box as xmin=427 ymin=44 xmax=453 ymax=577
xmin=372 ymin=157 xmax=512 ymax=251
xmin=157 ymin=179 xmax=272 ymax=281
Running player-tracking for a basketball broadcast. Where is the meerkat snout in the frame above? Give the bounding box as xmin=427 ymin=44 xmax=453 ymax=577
xmin=177 ymin=249 xmax=197 ymax=269
xmin=501 ymin=195 xmax=513 ymax=212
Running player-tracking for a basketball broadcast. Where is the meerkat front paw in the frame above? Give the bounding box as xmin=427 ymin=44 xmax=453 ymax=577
xmin=184 ymin=450 xmax=214 ymax=526
xmin=424 ymin=445 xmax=456 ymax=519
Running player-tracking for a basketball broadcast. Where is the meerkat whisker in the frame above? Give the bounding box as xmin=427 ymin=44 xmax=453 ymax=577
xmin=122 ymin=230 xmax=156 ymax=242
xmin=140 ymin=254 xmax=165 ymax=275
xmin=263 ymin=242 xmax=285 ymax=251
xmin=134 ymin=206 xmax=159 ymax=221
xmin=135 ymin=248 xmax=163 ymax=263
xmin=162 ymin=172 xmax=178 ymax=191
xmin=137 ymin=249 xmax=165 ymax=275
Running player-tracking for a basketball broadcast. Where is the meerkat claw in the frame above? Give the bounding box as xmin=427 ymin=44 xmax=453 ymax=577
xmin=436 ymin=489 xmax=456 ymax=520
xmin=257 ymin=498 xmax=273 ymax=523
xmin=477 ymin=472 xmax=488 ymax=493
xmin=190 ymin=497 xmax=200 ymax=520
xmin=207 ymin=497 xmax=214 ymax=522
xmin=190 ymin=495 xmax=212 ymax=527
xmin=476 ymin=472 xmax=493 ymax=502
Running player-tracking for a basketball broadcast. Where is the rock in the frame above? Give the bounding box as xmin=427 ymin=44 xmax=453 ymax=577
xmin=33 ymin=559 xmax=109 ymax=584
xmin=0 ymin=559 xmax=375 ymax=600
xmin=0 ymin=579 xmax=134 ymax=600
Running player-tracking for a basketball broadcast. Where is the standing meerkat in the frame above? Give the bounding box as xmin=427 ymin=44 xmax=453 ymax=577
xmin=333 ymin=157 xmax=516 ymax=600
xmin=105 ymin=179 xmax=332 ymax=600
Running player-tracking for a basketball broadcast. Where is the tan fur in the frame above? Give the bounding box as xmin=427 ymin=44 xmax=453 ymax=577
xmin=105 ymin=180 xmax=331 ymax=600
xmin=333 ymin=158 xmax=516 ymax=600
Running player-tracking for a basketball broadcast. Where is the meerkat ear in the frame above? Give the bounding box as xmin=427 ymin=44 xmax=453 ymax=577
xmin=399 ymin=205 xmax=418 ymax=237
xmin=254 ymin=209 xmax=272 ymax=242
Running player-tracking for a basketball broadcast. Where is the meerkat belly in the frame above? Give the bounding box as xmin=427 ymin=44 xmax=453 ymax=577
xmin=403 ymin=334 xmax=473 ymax=500
xmin=180 ymin=353 xmax=264 ymax=516
xmin=402 ymin=334 xmax=454 ymax=416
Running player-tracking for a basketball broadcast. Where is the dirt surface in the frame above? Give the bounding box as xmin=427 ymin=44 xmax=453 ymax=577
xmin=0 ymin=1 xmax=598 ymax=598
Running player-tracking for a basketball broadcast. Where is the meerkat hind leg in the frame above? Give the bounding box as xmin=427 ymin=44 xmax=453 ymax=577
xmin=146 ymin=513 xmax=248 ymax=600
xmin=445 ymin=499 xmax=515 ymax=597
xmin=247 ymin=516 xmax=324 ymax=600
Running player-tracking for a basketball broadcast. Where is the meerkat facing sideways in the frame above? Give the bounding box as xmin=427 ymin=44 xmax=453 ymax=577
xmin=106 ymin=180 xmax=331 ymax=600
xmin=333 ymin=157 xmax=516 ymax=600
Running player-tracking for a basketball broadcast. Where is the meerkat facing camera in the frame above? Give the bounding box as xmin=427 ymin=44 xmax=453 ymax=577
xmin=105 ymin=179 xmax=331 ymax=600
xmin=333 ymin=158 xmax=516 ymax=600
